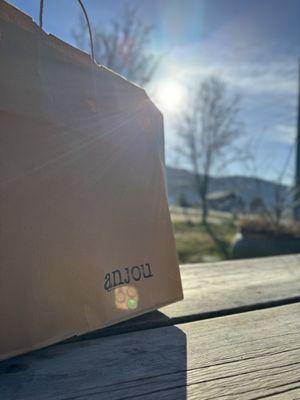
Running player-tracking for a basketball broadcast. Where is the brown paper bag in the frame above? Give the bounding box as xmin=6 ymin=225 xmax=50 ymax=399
xmin=0 ymin=1 xmax=183 ymax=361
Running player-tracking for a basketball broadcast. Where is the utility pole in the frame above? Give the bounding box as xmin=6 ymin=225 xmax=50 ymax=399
xmin=294 ymin=60 xmax=300 ymax=221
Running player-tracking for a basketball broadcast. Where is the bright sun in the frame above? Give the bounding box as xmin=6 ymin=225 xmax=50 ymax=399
xmin=156 ymin=81 xmax=185 ymax=113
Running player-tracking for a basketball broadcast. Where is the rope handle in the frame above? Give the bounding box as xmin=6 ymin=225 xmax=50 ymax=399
xmin=39 ymin=0 xmax=95 ymax=61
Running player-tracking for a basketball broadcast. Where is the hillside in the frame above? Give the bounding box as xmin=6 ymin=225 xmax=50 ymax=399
xmin=166 ymin=166 xmax=291 ymax=212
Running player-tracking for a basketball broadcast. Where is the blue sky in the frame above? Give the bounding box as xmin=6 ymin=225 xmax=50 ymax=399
xmin=7 ymin=0 xmax=300 ymax=184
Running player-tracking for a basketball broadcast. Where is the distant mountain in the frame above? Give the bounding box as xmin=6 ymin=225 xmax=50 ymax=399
xmin=166 ymin=166 xmax=292 ymax=213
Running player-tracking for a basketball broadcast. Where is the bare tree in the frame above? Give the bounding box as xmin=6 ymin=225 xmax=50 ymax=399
xmin=251 ymin=145 xmax=295 ymax=229
xmin=177 ymin=76 xmax=245 ymax=226
xmin=72 ymin=4 xmax=160 ymax=85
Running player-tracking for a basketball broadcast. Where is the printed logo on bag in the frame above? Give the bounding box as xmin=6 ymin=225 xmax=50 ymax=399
xmin=104 ymin=263 xmax=153 ymax=292
xmin=114 ymin=286 xmax=139 ymax=310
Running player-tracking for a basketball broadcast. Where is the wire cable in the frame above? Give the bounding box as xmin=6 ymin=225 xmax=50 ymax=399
xmin=38 ymin=0 xmax=95 ymax=61
xmin=76 ymin=0 xmax=95 ymax=61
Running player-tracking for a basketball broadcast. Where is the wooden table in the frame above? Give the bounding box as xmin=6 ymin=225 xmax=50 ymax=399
xmin=1 ymin=254 xmax=300 ymax=399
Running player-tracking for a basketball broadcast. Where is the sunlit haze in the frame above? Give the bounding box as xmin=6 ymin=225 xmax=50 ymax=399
xmin=7 ymin=0 xmax=300 ymax=184
xmin=155 ymin=81 xmax=186 ymax=113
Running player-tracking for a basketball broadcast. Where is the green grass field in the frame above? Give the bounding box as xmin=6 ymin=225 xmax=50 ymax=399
xmin=170 ymin=206 xmax=238 ymax=264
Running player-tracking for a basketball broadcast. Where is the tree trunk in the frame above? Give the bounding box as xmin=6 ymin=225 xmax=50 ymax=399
xmin=201 ymin=195 xmax=208 ymax=225
xmin=200 ymin=173 xmax=209 ymax=225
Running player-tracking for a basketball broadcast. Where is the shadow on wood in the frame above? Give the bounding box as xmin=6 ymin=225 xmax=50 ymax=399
xmin=64 ymin=310 xmax=181 ymax=342
xmin=0 ymin=312 xmax=187 ymax=400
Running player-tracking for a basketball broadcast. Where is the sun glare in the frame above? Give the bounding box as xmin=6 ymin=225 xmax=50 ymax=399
xmin=156 ymin=81 xmax=185 ymax=113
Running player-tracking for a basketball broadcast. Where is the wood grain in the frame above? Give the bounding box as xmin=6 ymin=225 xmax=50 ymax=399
xmin=164 ymin=253 xmax=300 ymax=317
xmin=69 ymin=254 xmax=300 ymax=340
xmin=1 ymin=303 xmax=300 ymax=399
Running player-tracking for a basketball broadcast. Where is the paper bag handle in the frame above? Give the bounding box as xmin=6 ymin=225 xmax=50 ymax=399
xmin=39 ymin=0 xmax=95 ymax=61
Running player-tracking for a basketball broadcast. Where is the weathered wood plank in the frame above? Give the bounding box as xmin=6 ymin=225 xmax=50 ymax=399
xmin=1 ymin=303 xmax=300 ymax=399
xmin=164 ymin=253 xmax=300 ymax=317
xmin=70 ymin=254 xmax=300 ymax=340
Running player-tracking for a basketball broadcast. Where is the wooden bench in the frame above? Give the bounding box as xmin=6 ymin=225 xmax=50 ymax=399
xmin=1 ymin=254 xmax=300 ymax=399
